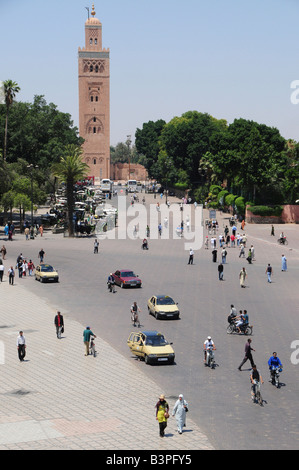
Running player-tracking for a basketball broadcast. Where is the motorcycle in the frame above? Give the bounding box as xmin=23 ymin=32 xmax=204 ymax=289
xmin=277 ymin=237 xmax=288 ymax=246
xmin=227 ymin=318 xmax=253 ymax=336
xmin=270 ymin=366 xmax=282 ymax=388
xmin=205 ymin=346 xmax=216 ymax=369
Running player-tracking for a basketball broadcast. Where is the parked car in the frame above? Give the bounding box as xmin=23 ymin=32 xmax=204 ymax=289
xmin=127 ymin=330 xmax=175 ymax=364
xmin=112 ymin=269 xmax=142 ymax=288
xmin=147 ymin=295 xmax=180 ymax=320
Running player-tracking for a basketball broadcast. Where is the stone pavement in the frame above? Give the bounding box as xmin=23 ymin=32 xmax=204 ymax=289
xmin=0 ymin=277 xmax=214 ymax=450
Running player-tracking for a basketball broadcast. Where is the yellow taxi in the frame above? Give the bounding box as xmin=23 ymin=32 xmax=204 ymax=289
xmin=35 ymin=264 xmax=59 ymax=283
xmin=127 ymin=330 xmax=175 ymax=365
xmin=147 ymin=295 xmax=180 ymax=320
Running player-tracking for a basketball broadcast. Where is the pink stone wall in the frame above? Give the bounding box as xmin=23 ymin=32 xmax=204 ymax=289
xmin=281 ymin=205 xmax=299 ymax=223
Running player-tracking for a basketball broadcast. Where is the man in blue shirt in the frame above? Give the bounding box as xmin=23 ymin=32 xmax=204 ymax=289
xmin=268 ymin=352 xmax=282 ymax=368
xmin=268 ymin=352 xmax=283 ymax=383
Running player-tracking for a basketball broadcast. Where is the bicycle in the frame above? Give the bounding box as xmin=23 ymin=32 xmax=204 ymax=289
xmin=90 ymin=336 xmax=97 ymax=357
xmin=251 ymin=379 xmax=263 ymax=406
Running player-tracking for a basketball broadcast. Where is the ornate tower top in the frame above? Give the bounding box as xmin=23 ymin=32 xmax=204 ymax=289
xmin=86 ymin=4 xmax=101 ymax=26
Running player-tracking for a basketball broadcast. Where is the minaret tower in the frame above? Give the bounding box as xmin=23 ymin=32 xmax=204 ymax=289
xmin=78 ymin=4 xmax=110 ymax=180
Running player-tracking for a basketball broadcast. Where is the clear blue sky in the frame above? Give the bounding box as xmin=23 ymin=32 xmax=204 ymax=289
xmin=1 ymin=0 xmax=299 ymax=145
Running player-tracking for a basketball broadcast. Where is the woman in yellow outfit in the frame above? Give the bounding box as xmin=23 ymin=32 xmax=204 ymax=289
xmin=155 ymin=394 xmax=169 ymax=437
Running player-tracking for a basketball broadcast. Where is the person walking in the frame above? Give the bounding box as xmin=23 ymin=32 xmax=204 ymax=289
xmin=1 ymin=245 xmax=7 ymax=260
xmin=239 ymin=267 xmax=247 ymax=288
xmin=131 ymin=302 xmax=141 ymax=327
xmin=265 ymin=264 xmax=273 ymax=283
xmin=281 ymin=254 xmax=287 ymax=272
xmin=0 ymin=263 xmax=4 ymax=282
xmin=93 ymin=239 xmax=99 ymax=254
xmin=38 ymin=249 xmax=45 ymax=263
xmin=221 ymin=247 xmax=227 ymax=264
xmin=218 ymin=262 xmax=224 ymax=281
xmin=155 ymin=394 xmax=169 ymax=438
xmin=172 ymin=394 xmax=189 ymax=434
xmin=27 ymin=260 xmax=35 ymax=276
xmin=8 ymin=266 xmax=15 ymax=285
xmin=239 ymin=243 xmax=245 ymax=258
xmin=271 ymin=225 xmax=275 ymax=236
xmin=246 ymin=248 xmax=252 ymax=264
xmin=17 ymin=259 xmax=23 ymax=278
xmin=16 ymin=331 xmax=26 ymax=362
xmin=238 ymin=338 xmax=255 ymax=371
xmin=24 ymin=226 xmax=30 ymax=241
xmin=212 ymin=248 xmax=217 ymax=263
xmin=83 ymin=326 xmax=96 ymax=356
xmin=188 ymin=248 xmax=194 ymax=265
xmin=54 ymin=311 xmax=64 ymax=339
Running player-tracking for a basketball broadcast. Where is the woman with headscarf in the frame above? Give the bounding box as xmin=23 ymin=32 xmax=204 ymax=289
xmin=172 ymin=394 xmax=188 ymax=434
xmin=155 ymin=394 xmax=169 ymax=438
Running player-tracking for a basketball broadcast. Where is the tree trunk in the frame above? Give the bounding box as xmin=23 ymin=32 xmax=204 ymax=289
xmin=67 ymin=180 xmax=75 ymax=237
xmin=4 ymin=108 xmax=9 ymax=161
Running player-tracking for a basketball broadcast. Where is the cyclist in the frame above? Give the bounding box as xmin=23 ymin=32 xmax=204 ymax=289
xmin=250 ymin=365 xmax=264 ymax=401
xmin=131 ymin=301 xmax=141 ymax=327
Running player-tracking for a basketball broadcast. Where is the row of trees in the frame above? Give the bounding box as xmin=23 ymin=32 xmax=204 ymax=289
xmin=134 ymin=111 xmax=299 ymax=206
xmin=0 ymin=80 xmax=88 ymax=236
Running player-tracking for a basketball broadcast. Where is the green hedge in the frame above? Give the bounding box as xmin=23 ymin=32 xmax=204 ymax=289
xmin=173 ymin=182 xmax=189 ymax=190
xmin=208 ymin=201 xmax=218 ymax=209
xmin=209 ymin=185 xmax=222 ymax=196
xmin=235 ymin=197 xmax=245 ymax=214
xmin=248 ymin=205 xmax=283 ymax=217
xmin=225 ymin=194 xmax=238 ymax=207
xmin=217 ymin=190 xmax=229 ymax=205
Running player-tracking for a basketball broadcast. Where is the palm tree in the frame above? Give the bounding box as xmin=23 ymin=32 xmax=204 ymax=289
xmin=52 ymin=144 xmax=89 ymax=236
xmin=3 ymin=80 xmax=20 ymax=161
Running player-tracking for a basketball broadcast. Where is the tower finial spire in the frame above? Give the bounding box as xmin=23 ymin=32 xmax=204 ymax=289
xmin=91 ymin=4 xmax=96 ymax=16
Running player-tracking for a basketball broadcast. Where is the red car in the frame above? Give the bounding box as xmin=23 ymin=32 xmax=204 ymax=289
xmin=112 ymin=270 xmax=142 ymax=288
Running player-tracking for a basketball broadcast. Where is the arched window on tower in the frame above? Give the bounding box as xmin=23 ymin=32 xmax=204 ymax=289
xmin=90 ymin=65 xmax=93 ymax=72
xmin=95 ymin=65 xmax=98 ymax=73
xmin=95 ymin=38 xmax=98 ymax=45
xmin=93 ymin=127 xmax=96 ymax=134
xmin=90 ymin=38 xmax=93 ymax=45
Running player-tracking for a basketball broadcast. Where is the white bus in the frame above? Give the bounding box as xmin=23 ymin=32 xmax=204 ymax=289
xmin=127 ymin=179 xmax=137 ymax=192
xmin=100 ymin=179 xmax=113 ymax=193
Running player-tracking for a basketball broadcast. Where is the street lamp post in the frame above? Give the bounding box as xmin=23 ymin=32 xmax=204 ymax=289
xmin=126 ymin=135 xmax=131 ymax=180
xmin=27 ymin=164 xmax=38 ymax=237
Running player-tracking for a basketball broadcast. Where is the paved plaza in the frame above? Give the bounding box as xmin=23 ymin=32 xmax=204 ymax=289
xmin=0 ymin=275 xmax=213 ymax=450
xmin=0 ymin=191 xmax=299 ymax=450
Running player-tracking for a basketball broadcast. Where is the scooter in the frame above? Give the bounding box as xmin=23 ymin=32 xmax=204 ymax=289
xmin=227 ymin=319 xmax=253 ymax=336
xmin=107 ymin=281 xmax=116 ymax=293
xmin=270 ymin=366 xmax=282 ymax=388
xmin=205 ymin=346 xmax=216 ymax=369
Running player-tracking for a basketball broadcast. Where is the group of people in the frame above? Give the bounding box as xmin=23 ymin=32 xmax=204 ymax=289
xmin=16 ymin=253 xmax=35 ymax=278
xmin=228 ymin=305 xmax=249 ymax=333
xmin=155 ymin=393 xmax=189 ymax=437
